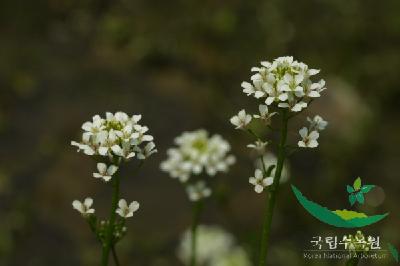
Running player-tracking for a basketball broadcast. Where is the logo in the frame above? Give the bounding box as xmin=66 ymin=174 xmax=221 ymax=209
xmin=292 ymin=177 xmax=399 ymax=263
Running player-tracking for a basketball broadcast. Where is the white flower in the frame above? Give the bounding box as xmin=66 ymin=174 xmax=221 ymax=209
xmin=264 ymin=87 xmax=288 ymax=105
xmin=98 ymin=129 xmax=118 ymax=156
xmin=133 ymin=125 xmax=154 ymax=143
xmin=247 ymin=140 xmax=268 ymax=154
xmin=298 ymin=127 xmax=319 ymax=148
xmin=278 ymin=99 xmax=308 ymax=112
xmin=186 ymin=181 xmax=212 ymax=202
xmin=116 ymin=199 xmax=140 ymax=218
xmin=161 ymin=129 xmax=235 ymax=182
xmin=136 ymin=142 xmax=157 ymax=159
xmin=253 ymin=105 xmax=277 ymax=125
xmin=93 ymin=163 xmax=118 ymax=182
xmin=241 ymin=81 xmax=257 ymax=97
xmin=278 ymin=73 xmax=304 ymax=95
xmin=230 ymin=109 xmax=252 ymax=129
xmin=72 ymin=198 xmax=95 ymax=216
xmin=115 ymin=124 xmax=139 ymax=142
xmin=301 ymin=80 xmax=322 ymax=98
xmin=111 ymin=141 xmax=135 ymax=159
xmin=249 ymin=169 xmax=273 ymax=193
xmin=81 ymin=115 xmax=105 ymax=136
xmin=307 ymin=115 xmax=328 ymax=131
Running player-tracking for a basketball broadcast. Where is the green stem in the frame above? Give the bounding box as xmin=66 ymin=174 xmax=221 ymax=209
xmin=111 ymin=245 xmax=120 ymax=266
xmin=258 ymin=110 xmax=289 ymax=266
xmin=190 ymin=200 xmax=204 ymax=266
xmin=102 ymin=174 xmax=120 ymax=266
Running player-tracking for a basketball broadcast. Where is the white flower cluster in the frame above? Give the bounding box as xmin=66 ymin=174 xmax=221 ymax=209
xmin=71 ymin=112 xmax=149 ymax=220
xmin=241 ymin=56 xmax=326 ymax=112
xmin=161 ymin=129 xmax=235 ymax=183
xmin=177 ymin=225 xmax=251 ymax=266
xmin=71 ymin=112 xmax=157 ymax=182
xmin=298 ymin=115 xmax=328 ymax=148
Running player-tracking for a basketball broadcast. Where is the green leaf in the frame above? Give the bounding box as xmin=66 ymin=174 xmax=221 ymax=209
xmin=347 ymin=185 xmax=355 ymax=193
xmin=388 ymin=243 xmax=399 ymax=263
xmin=349 ymin=194 xmax=357 ymax=206
xmin=353 ymin=177 xmax=362 ymax=190
xmin=356 ymin=192 xmax=365 ymax=204
xmin=361 ymin=185 xmax=375 ymax=194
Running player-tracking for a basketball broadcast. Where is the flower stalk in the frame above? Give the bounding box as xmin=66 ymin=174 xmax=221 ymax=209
xmin=111 ymin=245 xmax=120 ymax=266
xmin=258 ymin=109 xmax=289 ymax=266
xmin=190 ymin=200 xmax=204 ymax=266
xmin=230 ymin=56 xmax=328 ymax=265
xmin=71 ymin=112 xmax=156 ymax=266
xmin=102 ymin=174 xmax=120 ymax=266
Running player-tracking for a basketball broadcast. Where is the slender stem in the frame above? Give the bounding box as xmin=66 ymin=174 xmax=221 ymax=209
xmin=258 ymin=110 xmax=289 ymax=266
xmin=102 ymin=174 xmax=120 ymax=266
xmin=260 ymin=155 xmax=268 ymax=173
xmin=111 ymin=245 xmax=120 ymax=266
xmin=190 ymin=200 xmax=204 ymax=266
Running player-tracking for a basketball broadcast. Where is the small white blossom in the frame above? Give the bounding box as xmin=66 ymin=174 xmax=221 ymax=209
xmin=161 ymin=130 xmax=235 ymax=182
xmin=111 ymin=142 xmax=136 ymax=159
xmin=186 ymin=181 xmax=212 ymax=202
xmin=249 ymin=169 xmax=273 ymax=193
xmin=241 ymin=81 xmax=257 ymax=97
xmin=136 ymin=142 xmax=157 ymax=159
xmin=301 ymin=80 xmax=322 ymax=98
xmin=278 ymin=73 xmax=304 ymax=95
xmin=116 ymin=199 xmax=140 ymax=218
xmin=307 ymin=115 xmax=328 ymax=131
xmin=253 ymin=105 xmax=277 ymax=125
xmin=278 ymin=99 xmax=308 ymax=112
xmin=93 ymin=163 xmax=118 ymax=182
xmin=264 ymin=87 xmax=288 ymax=105
xmin=72 ymin=198 xmax=95 ymax=216
xmin=247 ymin=140 xmax=268 ymax=154
xmin=298 ymin=127 xmax=319 ymax=148
xmin=230 ymin=109 xmax=252 ymax=129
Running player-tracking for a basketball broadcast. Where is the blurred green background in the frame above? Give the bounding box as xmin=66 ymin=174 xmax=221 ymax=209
xmin=0 ymin=0 xmax=399 ymax=265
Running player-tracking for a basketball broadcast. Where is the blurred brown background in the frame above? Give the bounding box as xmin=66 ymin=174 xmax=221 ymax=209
xmin=0 ymin=0 xmax=399 ymax=265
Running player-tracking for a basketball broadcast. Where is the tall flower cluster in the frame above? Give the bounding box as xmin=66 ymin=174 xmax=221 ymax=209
xmin=161 ymin=129 xmax=235 ymax=201
xmin=177 ymin=225 xmax=251 ymax=266
xmin=70 ymin=112 xmax=156 ymax=265
xmin=230 ymin=56 xmax=329 ymax=265
xmin=230 ymin=57 xmax=328 ymax=194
